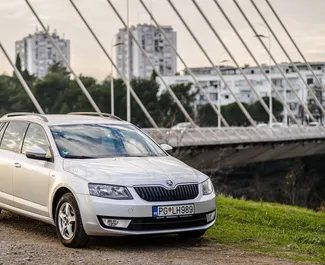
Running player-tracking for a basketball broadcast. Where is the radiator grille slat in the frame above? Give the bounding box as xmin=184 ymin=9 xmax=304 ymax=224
xmin=134 ymin=184 xmax=199 ymax=202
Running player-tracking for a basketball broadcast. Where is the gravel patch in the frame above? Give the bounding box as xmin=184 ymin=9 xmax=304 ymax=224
xmin=0 ymin=211 xmax=301 ymax=265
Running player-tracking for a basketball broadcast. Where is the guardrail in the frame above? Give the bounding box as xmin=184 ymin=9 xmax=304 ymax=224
xmin=142 ymin=126 xmax=325 ymax=147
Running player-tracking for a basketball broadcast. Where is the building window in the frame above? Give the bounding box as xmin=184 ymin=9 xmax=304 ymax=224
xmin=224 ymin=94 xmax=229 ymax=99
xmin=289 ymin=103 xmax=297 ymax=110
xmin=209 ymin=93 xmax=217 ymax=100
xmin=307 ymin=78 xmax=314 ymax=85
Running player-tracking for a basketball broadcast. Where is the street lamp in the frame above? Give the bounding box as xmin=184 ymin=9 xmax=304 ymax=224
xmin=217 ymin=59 xmax=229 ymax=128
xmin=126 ymin=0 xmax=131 ymax=122
xmin=255 ymin=24 xmax=272 ymax=128
xmin=110 ymin=33 xmax=124 ymax=115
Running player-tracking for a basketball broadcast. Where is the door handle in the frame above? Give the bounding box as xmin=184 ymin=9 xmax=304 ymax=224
xmin=14 ymin=162 xmax=22 ymax=168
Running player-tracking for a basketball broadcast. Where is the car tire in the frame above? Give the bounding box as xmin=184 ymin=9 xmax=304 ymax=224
xmin=178 ymin=230 xmax=206 ymax=239
xmin=55 ymin=193 xmax=89 ymax=248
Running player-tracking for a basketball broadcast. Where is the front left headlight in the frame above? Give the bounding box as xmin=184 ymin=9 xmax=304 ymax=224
xmin=88 ymin=183 xmax=133 ymax=200
xmin=202 ymin=178 xmax=214 ymax=195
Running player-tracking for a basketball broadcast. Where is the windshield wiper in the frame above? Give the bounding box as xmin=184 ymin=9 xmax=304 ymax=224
xmin=63 ymin=155 xmax=98 ymax=159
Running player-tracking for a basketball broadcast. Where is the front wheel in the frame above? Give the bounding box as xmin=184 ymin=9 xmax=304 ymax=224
xmin=55 ymin=193 xmax=89 ymax=248
xmin=178 ymin=230 xmax=206 ymax=239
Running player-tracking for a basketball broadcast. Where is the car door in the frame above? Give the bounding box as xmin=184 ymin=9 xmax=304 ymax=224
xmin=13 ymin=123 xmax=53 ymax=217
xmin=0 ymin=121 xmax=29 ymax=207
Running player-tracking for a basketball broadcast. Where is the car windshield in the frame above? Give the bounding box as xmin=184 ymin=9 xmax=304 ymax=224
xmin=50 ymin=123 xmax=166 ymax=158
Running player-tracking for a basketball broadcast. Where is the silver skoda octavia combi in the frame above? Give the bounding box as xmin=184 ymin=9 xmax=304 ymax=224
xmin=0 ymin=112 xmax=216 ymax=248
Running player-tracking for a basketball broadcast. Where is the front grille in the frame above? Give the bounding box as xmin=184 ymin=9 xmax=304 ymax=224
xmin=134 ymin=184 xmax=199 ymax=202
xmin=98 ymin=212 xmax=214 ymax=231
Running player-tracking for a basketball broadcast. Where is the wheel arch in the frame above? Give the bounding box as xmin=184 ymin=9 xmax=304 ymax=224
xmin=51 ymin=187 xmax=74 ymax=222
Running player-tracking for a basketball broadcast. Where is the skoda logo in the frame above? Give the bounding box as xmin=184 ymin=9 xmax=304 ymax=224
xmin=166 ymin=180 xmax=173 ymax=187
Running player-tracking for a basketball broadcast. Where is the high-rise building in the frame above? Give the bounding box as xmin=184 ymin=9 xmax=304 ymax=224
xmin=15 ymin=29 xmax=70 ymax=78
xmin=116 ymin=24 xmax=177 ymax=79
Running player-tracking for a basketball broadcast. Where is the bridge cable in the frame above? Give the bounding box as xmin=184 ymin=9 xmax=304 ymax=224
xmin=68 ymin=0 xmax=160 ymax=130
xmin=106 ymin=0 xmax=198 ymax=129
xmin=138 ymin=0 xmax=229 ymax=128
xmin=251 ymin=0 xmax=325 ymax=121
xmin=166 ymin=0 xmax=256 ymax=128
xmin=191 ymin=0 xmax=277 ymax=126
xmin=25 ymin=0 xmax=102 ymax=114
xmin=233 ymin=0 xmax=317 ymax=123
xmin=212 ymin=0 xmax=299 ymax=126
xmin=265 ymin=0 xmax=325 ymax=98
xmin=0 ymin=42 xmax=45 ymax=114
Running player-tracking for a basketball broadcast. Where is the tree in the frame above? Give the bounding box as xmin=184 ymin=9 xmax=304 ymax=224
xmin=150 ymin=70 xmax=158 ymax=81
xmin=197 ymin=104 xmax=218 ymax=127
xmin=249 ymin=97 xmax=283 ymax=123
xmin=0 ymin=75 xmax=35 ymax=114
xmin=15 ymin=53 xmax=22 ymax=72
xmin=48 ymin=62 xmax=70 ymax=76
xmin=221 ymin=102 xmax=250 ymax=126
xmin=33 ymin=72 xmax=70 ymax=113
xmin=129 ymin=78 xmax=161 ymax=127
xmin=158 ymin=83 xmax=197 ymax=127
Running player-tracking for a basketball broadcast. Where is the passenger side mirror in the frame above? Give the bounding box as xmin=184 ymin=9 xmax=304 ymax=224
xmin=161 ymin=144 xmax=173 ymax=154
xmin=26 ymin=147 xmax=52 ymax=161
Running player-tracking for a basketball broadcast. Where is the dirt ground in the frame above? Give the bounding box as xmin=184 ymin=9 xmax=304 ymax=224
xmin=0 ymin=211 xmax=301 ymax=265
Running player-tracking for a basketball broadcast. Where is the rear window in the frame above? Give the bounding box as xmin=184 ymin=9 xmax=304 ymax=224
xmin=0 ymin=122 xmax=6 ymax=144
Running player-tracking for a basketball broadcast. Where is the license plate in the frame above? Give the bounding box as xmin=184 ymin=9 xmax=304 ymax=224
xmin=153 ymin=204 xmax=194 ymax=217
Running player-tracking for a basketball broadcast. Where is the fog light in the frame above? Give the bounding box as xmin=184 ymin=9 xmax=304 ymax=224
xmin=102 ymin=218 xmax=131 ymax=228
xmin=206 ymin=211 xmax=216 ymax=222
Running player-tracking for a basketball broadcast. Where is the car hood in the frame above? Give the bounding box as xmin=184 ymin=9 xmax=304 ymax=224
xmin=63 ymin=156 xmax=206 ymax=187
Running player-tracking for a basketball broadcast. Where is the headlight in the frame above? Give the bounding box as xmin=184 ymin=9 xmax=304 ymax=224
xmin=88 ymin=183 xmax=133 ymax=200
xmin=202 ymin=178 xmax=214 ymax=195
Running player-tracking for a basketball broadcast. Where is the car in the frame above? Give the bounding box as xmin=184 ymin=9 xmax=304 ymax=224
xmin=0 ymin=112 xmax=216 ymax=248
xmin=308 ymin=122 xmax=321 ymax=127
xmin=166 ymin=122 xmax=196 ymax=136
xmin=171 ymin=122 xmax=194 ymax=130
xmin=271 ymin=122 xmax=286 ymax=129
xmin=256 ymin=122 xmax=285 ymax=129
xmin=256 ymin=123 xmax=268 ymax=128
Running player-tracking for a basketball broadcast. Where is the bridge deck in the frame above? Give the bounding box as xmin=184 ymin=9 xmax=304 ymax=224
xmin=143 ymin=127 xmax=325 ymax=147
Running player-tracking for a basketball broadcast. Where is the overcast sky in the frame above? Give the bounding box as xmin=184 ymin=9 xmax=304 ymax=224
xmin=1 ymin=0 xmax=325 ymax=80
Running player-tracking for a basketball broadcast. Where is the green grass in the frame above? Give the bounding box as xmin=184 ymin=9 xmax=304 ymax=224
xmin=207 ymin=196 xmax=325 ymax=263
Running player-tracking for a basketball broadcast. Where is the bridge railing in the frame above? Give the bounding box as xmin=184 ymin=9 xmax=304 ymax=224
xmin=143 ymin=126 xmax=325 ymax=147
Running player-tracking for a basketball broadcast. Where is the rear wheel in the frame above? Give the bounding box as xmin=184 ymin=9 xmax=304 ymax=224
xmin=55 ymin=193 xmax=89 ymax=248
xmin=178 ymin=230 xmax=206 ymax=239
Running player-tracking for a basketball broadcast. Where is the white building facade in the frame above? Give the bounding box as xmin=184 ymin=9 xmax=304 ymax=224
xmin=157 ymin=62 xmax=325 ymax=122
xmin=116 ymin=24 xmax=177 ymax=79
xmin=15 ymin=30 xmax=70 ymax=78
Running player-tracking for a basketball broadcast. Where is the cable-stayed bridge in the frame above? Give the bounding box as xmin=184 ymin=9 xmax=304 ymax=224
xmin=1 ymin=0 xmax=325 ymax=169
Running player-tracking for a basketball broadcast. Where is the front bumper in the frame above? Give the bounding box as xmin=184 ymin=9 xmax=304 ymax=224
xmin=76 ymin=190 xmax=216 ymax=236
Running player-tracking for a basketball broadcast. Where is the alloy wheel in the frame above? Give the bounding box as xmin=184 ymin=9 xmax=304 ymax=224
xmin=58 ymin=202 xmax=76 ymax=240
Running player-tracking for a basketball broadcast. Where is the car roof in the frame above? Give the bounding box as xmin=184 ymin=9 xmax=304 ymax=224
xmin=0 ymin=114 xmax=129 ymax=126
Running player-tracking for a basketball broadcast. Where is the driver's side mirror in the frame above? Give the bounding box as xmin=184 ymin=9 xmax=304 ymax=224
xmin=26 ymin=147 xmax=52 ymax=161
xmin=161 ymin=143 xmax=173 ymax=154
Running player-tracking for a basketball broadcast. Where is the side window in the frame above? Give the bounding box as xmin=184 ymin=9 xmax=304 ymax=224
xmin=22 ymin=123 xmax=50 ymax=155
xmin=1 ymin=122 xmax=29 ymax=152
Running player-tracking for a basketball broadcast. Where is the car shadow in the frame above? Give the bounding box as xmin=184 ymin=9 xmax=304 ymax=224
xmin=0 ymin=211 xmax=213 ymax=249
xmin=88 ymin=234 xmax=212 ymax=250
